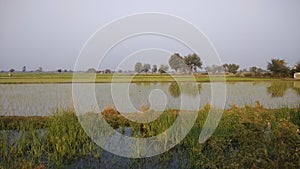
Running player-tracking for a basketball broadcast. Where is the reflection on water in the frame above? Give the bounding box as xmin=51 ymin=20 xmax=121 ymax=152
xmin=169 ymin=83 xmax=181 ymax=98
xmin=267 ymin=81 xmax=300 ymax=98
xmin=267 ymin=82 xmax=289 ymax=97
xmin=168 ymin=82 xmax=202 ymax=98
xmin=0 ymin=81 xmax=300 ymax=116
xmin=293 ymin=82 xmax=300 ymax=95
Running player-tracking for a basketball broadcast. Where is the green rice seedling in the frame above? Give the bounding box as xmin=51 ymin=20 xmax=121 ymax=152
xmin=0 ymin=105 xmax=300 ymax=168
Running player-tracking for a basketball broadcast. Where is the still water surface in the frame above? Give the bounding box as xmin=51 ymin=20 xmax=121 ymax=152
xmin=0 ymin=81 xmax=299 ymax=116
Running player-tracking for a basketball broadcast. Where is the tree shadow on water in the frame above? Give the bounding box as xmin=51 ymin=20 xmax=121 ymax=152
xmin=267 ymin=82 xmax=289 ymax=98
xmin=168 ymin=82 xmax=202 ymax=98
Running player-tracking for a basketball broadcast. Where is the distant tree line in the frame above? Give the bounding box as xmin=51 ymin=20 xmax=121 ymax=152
xmin=4 ymin=57 xmax=300 ymax=78
xmin=200 ymin=58 xmax=300 ymax=78
xmin=205 ymin=64 xmax=240 ymax=74
xmin=132 ymin=53 xmax=203 ymax=75
xmin=134 ymin=62 xmax=168 ymax=74
xmin=98 ymin=57 xmax=300 ymax=77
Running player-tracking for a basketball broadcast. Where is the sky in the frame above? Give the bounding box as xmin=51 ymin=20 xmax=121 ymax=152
xmin=1 ymin=0 xmax=300 ymax=71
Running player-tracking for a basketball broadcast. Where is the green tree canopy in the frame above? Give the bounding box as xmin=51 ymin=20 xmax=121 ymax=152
xmin=169 ymin=53 xmax=185 ymax=72
xmin=86 ymin=68 xmax=96 ymax=73
xmin=134 ymin=62 xmax=143 ymax=73
xmin=152 ymin=65 xmax=157 ymax=73
xmin=292 ymin=61 xmax=300 ymax=72
xmin=158 ymin=64 xmax=169 ymax=74
xmin=183 ymin=53 xmax=202 ymax=73
xmin=267 ymin=59 xmax=290 ymax=77
xmin=22 ymin=66 xmax=26 ymax=72
xmin=249 ymin=66 xmax=258 ymax=73
xmin=296 ymin=61 xmax=300 ymax=71
xmin=226 ymin=64 xmax=239 ymax=74
xmin=36 ymin=67 xmax=43 ymax=72
xmin=142 ymin=63 xmax=151 ymax=73
xmin=222 ymin=64 xmax=228 ymax=72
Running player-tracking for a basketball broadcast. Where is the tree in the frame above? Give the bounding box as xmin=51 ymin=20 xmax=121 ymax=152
xmin=57 ymin=69 xmax=62 ymax=73
xmin=257 ymin=68 xmax=265 ymax=73
xmin=105 ymin=69 xmax=111 ymax=74
xmin=267 ymin=59 xmax=290 ymax=77
xmin=227 ymin=64 xmax=239 ymax=74
xmin=183 ymin=53 xmax=202 ymax=73
xmin=205 ymin=66 xmax=213 ymax=73
xmin=152 ymin=65 xmax=157 ymax=73
xmin=169 ymin=53 xmax=184 ymax=72
xmin=86 ymin=68 xmax=96 ymax=73
xmin=249 ymin=66 xmax=266 ymax=76
xmin=8 ymin=68 xmax=15 ymax=76
xmin=215 ymin=65 xmax=224 ymax=73
xmin=36 ymin=67 xmax=43 ymax=72
xmin=134 ymin=62 xmax=143 ymax=73
xmin=291 ymin=61 xmax=300 ymax=72
xmin=158 ymin=64 xmax=169 ymax=74
xmin=295 ymin=61 xmax=300 ymax=72
xmin=205 ymin=65 xmax=223 ymax=74
xmin=142 ymin=63 xmax=151 ymax=74
xmin=249 ymin=66 xmax=258 ymax=73
xmin=22 ymin=66 xmax=26 ymax=72
xmin=223 ymin=64 xmax=229 ymax=73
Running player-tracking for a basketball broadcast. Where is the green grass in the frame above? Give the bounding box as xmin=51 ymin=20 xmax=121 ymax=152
xmin=0 ymin=72 xmax=286 ymax=84
xmin=0 ymin=105 xmax=299 ymax=168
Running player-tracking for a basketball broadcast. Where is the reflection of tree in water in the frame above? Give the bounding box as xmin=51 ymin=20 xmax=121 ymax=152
xmin=252 ymin=81 xmax=262 ymax=86
xmin=169 ymin=83 xmax=181 ymax=98
xmin=293 ymin=87 xmax=300 ymax=96
xmin=292 ymin=82 xmax=300 ymax=96
xmin=181 ymin=83 xmax=202 ymax=97
xmin=168 ymin=82 xmax=202 ymax=98
xmin=267 ymin=82 xmax=288 ymax=97
xmin=135 ymin=82 xmax=151 ymax=88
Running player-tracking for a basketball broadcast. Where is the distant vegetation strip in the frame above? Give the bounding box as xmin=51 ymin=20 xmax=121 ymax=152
xmin=0 ymin=73 xmax=289 ymax=84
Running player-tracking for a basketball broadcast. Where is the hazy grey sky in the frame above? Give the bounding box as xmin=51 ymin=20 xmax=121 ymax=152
xmin=1 ymin=0 xmax=300 ymax=71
